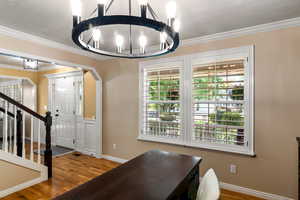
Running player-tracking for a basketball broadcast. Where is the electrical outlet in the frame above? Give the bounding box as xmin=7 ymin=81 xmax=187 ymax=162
xmin=230 ymin=164 xmax=237 ymax=174
xmin=113 ymin=144 xmax=117 ymax=150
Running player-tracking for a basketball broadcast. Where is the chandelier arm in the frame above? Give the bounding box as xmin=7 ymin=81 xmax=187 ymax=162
xmin=147 ymin=4 xmax=159 ymax=21
xmin=89 ymin=7 xmax=98 ymax=18
xmin=87 ymin=37 xmax=93 ymax=46
xmin=166 ymin=40 xmax=170 ymax=47
xmin=106 ymin=0 xmax=115 ymax=13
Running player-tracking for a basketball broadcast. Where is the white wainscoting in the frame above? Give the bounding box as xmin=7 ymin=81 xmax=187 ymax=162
xmin=76 ymin=118 xmax=98 ymax=156
xmin=33 ymin=118 xmax=98 ymax=157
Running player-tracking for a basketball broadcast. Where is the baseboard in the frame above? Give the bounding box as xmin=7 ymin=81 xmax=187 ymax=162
xmin=220 ymin=182 xmax=293 ymax=200
xmin=76 ymin=148 xmax=97 ymax=157
xmin=102 ymin=154 xmax=128 ymax=164
xmin=0 ymin=173 xmax=47 ymax=198
xmin=102 ymin=154 xmax=293 ymax=200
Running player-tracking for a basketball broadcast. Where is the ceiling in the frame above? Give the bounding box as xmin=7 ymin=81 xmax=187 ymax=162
xmin=0 ymin=0 xmax=299 ymax=50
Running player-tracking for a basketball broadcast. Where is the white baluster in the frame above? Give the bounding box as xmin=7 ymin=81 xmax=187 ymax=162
xmin=13 ymin=106 xmax=17 ymax=155
xmin=4 ymin=101 xmax=8 ymax=152
xmin=38 ymin=120 xmax=41 ymax=164
xmin=30 ymin=116 xmax=33 ymax=161
xmin=22 ymin=112 xmax=25 ymax=158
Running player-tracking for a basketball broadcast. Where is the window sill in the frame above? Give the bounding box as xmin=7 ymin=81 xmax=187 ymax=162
xmin=137 ymin=135 xmax=256 ymax=157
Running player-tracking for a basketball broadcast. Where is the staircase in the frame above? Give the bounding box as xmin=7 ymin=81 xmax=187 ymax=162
xmin=0 ymin=92 xmax=52 ymax=197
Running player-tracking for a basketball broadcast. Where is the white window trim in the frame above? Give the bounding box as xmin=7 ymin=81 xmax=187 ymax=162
xmin=138 ymin=46 xmax=255 ymax=156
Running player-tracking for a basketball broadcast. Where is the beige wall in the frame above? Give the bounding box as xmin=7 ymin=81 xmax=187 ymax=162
xmin=95 ymin=27 xmax=300 ymax=199
xmin=83 ymin=71 xmax=96 ymax=119
xmin=0 ymin=26 xmax=299 ymax=198
xmin=0 ymin=160 xmax=40 ymax=191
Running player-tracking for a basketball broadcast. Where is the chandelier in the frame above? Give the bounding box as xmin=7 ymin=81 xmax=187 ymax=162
xmin=71 ymin=0 xmax=180 ymax=58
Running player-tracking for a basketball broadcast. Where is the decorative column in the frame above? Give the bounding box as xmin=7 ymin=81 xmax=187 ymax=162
xmin=16 ymin=110 xmax=22 ymax=157
xmin=44 ymin=112 xmax=53 ymax=178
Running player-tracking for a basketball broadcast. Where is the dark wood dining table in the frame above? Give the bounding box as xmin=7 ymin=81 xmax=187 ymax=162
xmin=53 ymin=150 xmax=202 ymax=200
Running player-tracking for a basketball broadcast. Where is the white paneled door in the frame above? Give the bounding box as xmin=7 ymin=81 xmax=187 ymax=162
xmin=52 ymin=76 xmax=76 ymax=149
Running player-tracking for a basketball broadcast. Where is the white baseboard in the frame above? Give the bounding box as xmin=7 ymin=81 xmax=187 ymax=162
xmin=101 ymin=154 xmax=293 ymax=200
xmin=102 ymin=154 xmax=128 ymax=164
xmin=76 ymin=148 xmax=97 ymax=157
xmin=220 ymin=182 xmax=293 ymax=200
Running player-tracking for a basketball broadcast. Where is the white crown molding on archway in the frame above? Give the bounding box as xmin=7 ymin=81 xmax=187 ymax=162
xmin=0 ymin=17 xmax=300 ymax=61
xmin=0 ymin=63 xmax=65 ymax=72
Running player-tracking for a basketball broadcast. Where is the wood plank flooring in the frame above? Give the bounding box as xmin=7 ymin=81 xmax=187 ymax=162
xmin=2 ymin=153 xmax=265 ymax=200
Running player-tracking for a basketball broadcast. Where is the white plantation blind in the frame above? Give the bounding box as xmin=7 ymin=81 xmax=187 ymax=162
xmin=192 ymin=60 xmax=247 ymax=146
xmin=139 ymin=46 xmax=254 ymax=155
xmin=142 ymin=66 xmax=182 ymax=138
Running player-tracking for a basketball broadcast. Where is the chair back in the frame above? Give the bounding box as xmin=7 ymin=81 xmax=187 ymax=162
xmin=196 ymin=168 xmax=220 ymax=200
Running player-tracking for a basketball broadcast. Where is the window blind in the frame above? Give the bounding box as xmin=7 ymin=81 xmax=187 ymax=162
xmin=192 ymin=60 xmax=246 ymax=146
xmin=142 ymin=67 xmax=181 ymax=138
xmin=139 ymin=46 xmax=254 ymax=155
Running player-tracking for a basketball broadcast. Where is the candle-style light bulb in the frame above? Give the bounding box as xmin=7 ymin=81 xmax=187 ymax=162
xmin=92 ymin=29 xmax=101 ymax=41
xmin=115 ymin=35 xmax=124 ymax=53
xmin=71 ymin=0 xmax=81 ymax=16
xmin=92 ymin=28 xmax=101 ymax=48
xmin=160 ymin=32 xmax=167 ymax=50
xmin=166 ymin=1 xmax=176 ymax=26
xmin=71 ymin=0 xmax=82 ymax=27
xmin=139 ymin=35 xmax=147 ymax=54
xmin=97 ymin=0 xmax=108 ymax=16
xmin=97 ymin=0 xmax=108 ymax=4
xmin=173 ymin=19 xmax=180 ymax=32
xmin=139 ymin=0 xmax=148 ymax=18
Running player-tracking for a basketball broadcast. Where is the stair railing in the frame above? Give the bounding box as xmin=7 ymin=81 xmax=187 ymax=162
xmin=0 ymin=92 xmax=52 ymax=178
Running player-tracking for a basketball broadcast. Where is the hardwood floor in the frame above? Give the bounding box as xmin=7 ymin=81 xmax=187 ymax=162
xmin=2 ymin=153 xmax=265 ymax=200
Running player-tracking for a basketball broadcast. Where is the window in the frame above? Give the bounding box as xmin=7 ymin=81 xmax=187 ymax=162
xmin=139 ymin=46 xmax=254 ymax=155
xmin=139 ymin=61 xmax=184 ymax=144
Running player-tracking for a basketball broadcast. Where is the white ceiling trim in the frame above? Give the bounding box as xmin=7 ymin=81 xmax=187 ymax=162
xmin=181 ymin=17 xmax=300 ymax=46
xmin=0 ymin=24 xmax=107 ymax=61
xmin=0 ymin=63 xmax=65 ymax=72
xmin=0 ymin=17 xmax=300 ymax=61
xmin=0 ymin=63 xmax=37 ymax=71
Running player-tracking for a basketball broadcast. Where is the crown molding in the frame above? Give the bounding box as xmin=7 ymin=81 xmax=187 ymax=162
xmin=0 ymin=63 xmax=65 ymax=72
xmin=0 ymin=25 xmax=107 ymax=61
xmin=181 ymin=17 xmax=300 ymax=47
xmin=0 ymin=17 xmax=300 ymax=61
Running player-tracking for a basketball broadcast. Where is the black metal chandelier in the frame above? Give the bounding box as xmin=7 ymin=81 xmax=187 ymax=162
xmin=71 ymin=0 xmax=180 ymax=58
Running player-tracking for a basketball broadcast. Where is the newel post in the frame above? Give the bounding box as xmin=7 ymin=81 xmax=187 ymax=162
xmin=16 ymin=110 xmax=23 ymax=157
xmin=44 ymin=111 xmax=52 ymax=178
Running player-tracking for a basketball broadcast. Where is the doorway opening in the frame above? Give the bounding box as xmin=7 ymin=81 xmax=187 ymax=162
xmin=0 ymin=51 xmax=102 ymax=158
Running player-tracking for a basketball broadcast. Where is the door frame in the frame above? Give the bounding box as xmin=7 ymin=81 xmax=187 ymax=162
xmin=0 ymin=47 xmax=103 ymax=158
xmin=46 ymin=70 xmax=84 ymax=147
